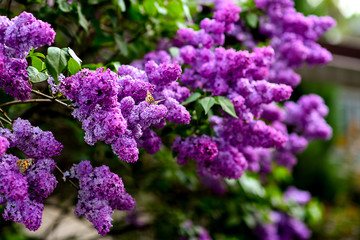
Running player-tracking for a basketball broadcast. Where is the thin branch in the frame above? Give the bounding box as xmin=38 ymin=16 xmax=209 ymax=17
xmin=0 ymin=116 xmax=11 ymax=125
xmin=0 ymin=108 xmax=12 ymax=122
xmin=0 ymin=99 xmax=55 ymax=108
xmin=31 ymin=90 xmax=73 ymax=110
xmin=55 ymin=165 xmax=79 ymax=190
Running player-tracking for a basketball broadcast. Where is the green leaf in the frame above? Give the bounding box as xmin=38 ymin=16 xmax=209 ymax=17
xmin=181 ymin=93 xmax=201 ymax=106
xmin=199 ymin=97 xmax=216 ymax=115
xmin=57 ymin=0 xmax=73 ymax=12
xmin=27 ymin=51 xmax=46 ymax=59
xmin=68 ymin=58 xmax=81 ymax=76
xmin=82 ymin=63 xmax=104 ymax=70
xmin=31 ymin=57 xmax=43 ymax=71
xmin=143 ymin=0 xmax=156 ymax=16
xmin=45 ymin=47 xmax=70 ymax=81
xmin=245 ymin=13 xmax=258 ymax=28
xmin=112 ymin=61 xmax=121 ymax=71
xmin=114 ymin=34 xmax=128 ymax=56
xmin=169 ymin=47 xmax=179 ymax=58
xmin=27 ymin=66 xmax=48 ymax=83
xmin=194 ymin=102 xmax=204 ymax=120
xmin=116 ymin=0 xmax=126 ymax=12
xmin=239 ymin=174 xmax=265 ymax=198
xmin=68 ymin=47 xmax=82 ymax=65
xmin=77 ymin=3 xmax=89 ymax=32
xmin=215 ymin=96 xmax=238 ymax=118
xmin=182 ymin=1 xmax=192 ymax=22
xmin=154 ymin=1 xmax=167 ymax=15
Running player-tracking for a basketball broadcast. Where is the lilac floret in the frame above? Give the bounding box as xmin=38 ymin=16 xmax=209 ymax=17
xmin=284 ymin=186 xmax=311 ymax=205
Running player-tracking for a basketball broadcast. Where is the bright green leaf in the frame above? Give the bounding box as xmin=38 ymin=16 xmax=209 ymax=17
xmin=68 ymin=47 xmax=82 ymax=65
xmin=154 ymin=1 xmax=167 ymax=15
xmin=112 ymin=61 xmax=121 ymax=71
xmin=77 ymin=3 xmax=89 ymax=32
xmin=245 ymin=13 xmax=258 ymax=28
xmin=181 ymin=93 xmax=201 ymax=106
xmin=117 ymin=0 xmax=126 ymax=12
xmin=31 ymin=57 xmax=43 ymax=71
xmin=199 ymin=97 xmax=216 ymax=115
xmin=68 ymin=58 xmax=81 ymax=76
xmin=239 ymin=174 xmax=265 ymax=198
xmin=215 ymin=96 xmax=238 ymax=118
xmin=27 ymin=66 xmax=48 ymax=83
xmin=143 ymin=0 xmax=156 ymax=16
xmin=45 ymin=47 xmax=70 ymax=81
xmin=169 ymin=47 xmax=179 ymax=58
xmin=57 ymin=0 xmax=73 ymax=12
xmin=182 ymin=1 xmax=192 ymax=22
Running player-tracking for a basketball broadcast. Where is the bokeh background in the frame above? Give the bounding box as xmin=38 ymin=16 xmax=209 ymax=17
xmin=1 ymin=0 xmax=360 ymax=239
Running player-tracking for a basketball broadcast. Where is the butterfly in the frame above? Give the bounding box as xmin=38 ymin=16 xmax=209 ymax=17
xmin=145 ymin=90 xmax=164 ymax=105
xmin=16 ymin=158 xmax=34 ymax=174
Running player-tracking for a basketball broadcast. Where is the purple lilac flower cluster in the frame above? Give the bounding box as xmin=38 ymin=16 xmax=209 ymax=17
xmin=0 ymin=118 xmax=62 ymax=231
xmin=259 ymin=94 xmax=332 ymax=170
xmin=67 ymin=161 xmax=135 ymax=236
xmin=59 ymin=63 xmax=189 ymax=162
xmin=255 ymin=0 xmax=336 ymax=87
xmin=255 ymin=211 xmax=311 ymax=240
xmin=255 ymin=187 xmax=312 ymax=240
xmin=180 ymin=220 xmax=212 ymax=240
xmin=0 ymin=12 xmax=55 ymax=101
xmin=166 ymin=5 xmax=293 ymax=179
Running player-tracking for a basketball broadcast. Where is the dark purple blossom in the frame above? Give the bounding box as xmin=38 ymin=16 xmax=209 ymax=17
xmin=0 ymin=118 xmax=61 ymax=231
xmin=67 ymin=161 xmax=135 ymax=236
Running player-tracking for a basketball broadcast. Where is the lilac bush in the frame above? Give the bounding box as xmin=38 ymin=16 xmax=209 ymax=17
xmin=0 ymin=1 xmax=335 ymax=238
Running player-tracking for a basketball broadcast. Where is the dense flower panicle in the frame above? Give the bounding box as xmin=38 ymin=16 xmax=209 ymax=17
xmin=12 ymin=118 xmax=63 ymax=158
xmin=118 ymin=63 xmax=191 ymax=125
xmin=4 ymin=12 xmax=55 ymax=58
xmin=165 ymin=4 xmax=301 ymax=179
xmin=261 ymin=103 xmax=285 ymax=122
xmin=172 ymin=135 xmax=219 ymax=166
xmin=0 ymin=53 xmax=32 ymax=101
xmin=0 ymin=136 xmax=9 ymax=155
xmin=255 ymin=211 xmax=311 ymax=240
xmin=68 ymin=161 xmax=135 ymax=236
xmin=137 ymin=129 xmax=162 ymax=154
xmin=0 ymin=154 xmax=29 ymax=201
xmin=4 ymin=198 xmax=44 ymax=231
xmin=0 ymin=12 xmax=55 ymax=101
xmin=284 ymin=94 xmax=332 ymax=140
xmin=0 ymin=119 xmax=61 ymax=231
xmin=145 ymin=60 xmax=182 ymax=86
xmin=0 ymin=16 xmax=11 ymax=44
xmin=254 ymin=0 xmax=335 ymax=86
xmin=60 ymin=60 xmax=188 ymax=161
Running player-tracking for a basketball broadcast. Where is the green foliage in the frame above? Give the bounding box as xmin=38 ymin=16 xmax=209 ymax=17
xmin=45 ymin=47 xmax=70 ymax=81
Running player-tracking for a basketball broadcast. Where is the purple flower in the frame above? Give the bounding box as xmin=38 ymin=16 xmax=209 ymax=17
xmin=68 ymin=161 xmax=135 ymax=236
xmin=0 ymin=136 xmax=9 ymax=155
xmin=0 ymin=119 xmax=61 ymax=231
xmin=284 ymin=186 xmax=311 ymax=205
